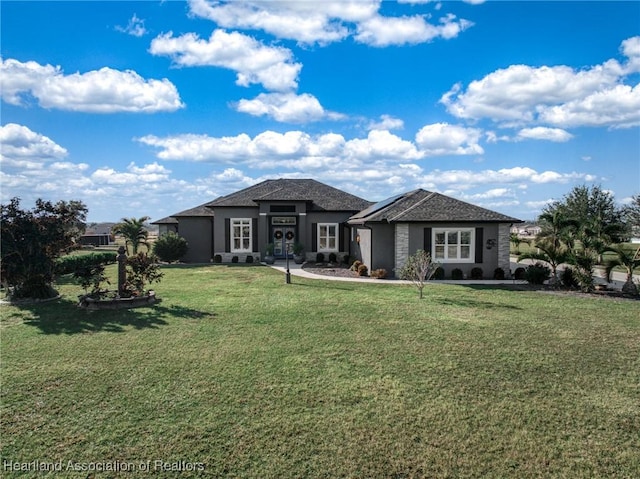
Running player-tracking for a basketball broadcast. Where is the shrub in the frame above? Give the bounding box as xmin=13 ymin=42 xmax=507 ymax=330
xmin=73 ymin=263 xmax=109 ymax=297
xmin=350 ymin=260 xmax=362 ymax=272
xmin=153 ymin=232 xmax=188 ymax=263
xmin=370 ymin=268 xmax=387 ymax=279
xmin=433 ymin=267 xmax=445 ymax=280
xmin=514 ymin=267 xmax=526 ymax=280
xmin=561 ymin=267 xmax=579 ymax=289
xmin=470 ymin=267 xmax=483 ymax=280
xmin=55 ymin=252 xmax=117 ymax=276
xmin=328 ymin=252 xmax=337 ymax=263
xmin=124 ymin=253 xmax=163 ymax=296
xmin=315 ymin=252 xmax=325 ymax=263
xmin=357 ymin=264 xmax=369 ymax=276
xmin=524 ymin=263 xmax=551 ymax=285
xmin=342 ymin=254 xmax=351 ymax=265
xmin=493 ymin=268 xmax=505 ymax=280
xmin=246 ymin=255 xmax=254 ymax=263
xmin=231 ymin=256 xmax=239 ymax=263
xmin=213 ymin=254 xmax=222 ymax=263
xmin=451 ymin=268 xmax=464 ymax=280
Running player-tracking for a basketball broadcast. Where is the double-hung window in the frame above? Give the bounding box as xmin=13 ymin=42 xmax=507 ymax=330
xmin=317 ymin=223 xmax=338 ymax=252
xmin=231 ymin=219 xmax=252 ymax=252
xmin=433 ymin=228 xmax=474 ymax=262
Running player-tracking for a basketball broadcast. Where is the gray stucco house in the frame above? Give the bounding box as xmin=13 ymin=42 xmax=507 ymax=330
xmin=153 ymin=179 xmax=521 ymax=278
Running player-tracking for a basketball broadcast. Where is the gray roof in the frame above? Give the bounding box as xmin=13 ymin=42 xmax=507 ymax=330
xmin=151 ymin=202 xmax=213 ymax=224
xmin=151 ymin=216 xmax=178 ymax=225
xmin=207 ymin=179 xmax=372 ymax=212
xmin=349 ymin=189 xmax=521 ymax=224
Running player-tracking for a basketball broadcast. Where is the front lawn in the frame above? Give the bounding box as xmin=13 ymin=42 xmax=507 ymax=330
xmin=1 ymin=265 xmax=638 ymax=478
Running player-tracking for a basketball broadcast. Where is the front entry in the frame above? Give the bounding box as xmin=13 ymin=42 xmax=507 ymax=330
xmin=271 ymin=217 xmax=297 ymax=258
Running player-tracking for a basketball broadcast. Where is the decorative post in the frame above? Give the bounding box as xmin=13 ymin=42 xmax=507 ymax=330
xmin=117 ymin=245 xmax=127 ymax=297
xmin=285 ymin=243 xmax=291 ymax=284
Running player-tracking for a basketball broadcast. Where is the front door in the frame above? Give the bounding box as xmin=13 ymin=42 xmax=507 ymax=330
xmin=272 ymin=225 xmax=296 ymax=258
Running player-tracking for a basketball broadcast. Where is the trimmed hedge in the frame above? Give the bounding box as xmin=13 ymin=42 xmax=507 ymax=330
xmin=55 ymin=252 xmax=117 ymax=276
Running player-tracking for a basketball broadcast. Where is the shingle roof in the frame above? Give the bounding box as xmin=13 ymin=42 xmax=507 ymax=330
xmin=349 ymin=189 xmax=521 ymax=224
xmin=151 ymin=202 xmax=213 ymax=224
xmin=151 ymin=216 xmax=178 ymax=225
xmin=207 ymin=179 xmax=372 ymax=211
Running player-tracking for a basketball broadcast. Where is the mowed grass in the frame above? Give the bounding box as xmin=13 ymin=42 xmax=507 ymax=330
xmin=1 ymin=265 xmax=638 ymax=478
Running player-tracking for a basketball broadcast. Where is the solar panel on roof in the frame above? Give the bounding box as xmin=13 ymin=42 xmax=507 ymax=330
xmin=350 ymin=193 xmax=405 ymax=219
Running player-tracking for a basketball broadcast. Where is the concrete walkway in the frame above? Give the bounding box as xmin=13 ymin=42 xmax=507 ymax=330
xmin=266 ymin=258 xmax=637 ymax=291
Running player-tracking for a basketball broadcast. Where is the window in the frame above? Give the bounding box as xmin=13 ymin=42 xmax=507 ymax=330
xmin=433 ymin=228 xmax=474 ymax=262
xmin=317 ymin=223 xmax=338 ymax=252
xmin=231 ymin=219 xmax=252 ymax=252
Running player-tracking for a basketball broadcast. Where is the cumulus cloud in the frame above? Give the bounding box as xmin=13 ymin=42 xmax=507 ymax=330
xmin=516 ymin=127 xmax=573 ymax=142
xmin=0 ymin=123 xmax=68 ymax=171
xmin=441 ymin=36 xmax=640 ymax=129
xmin=0 ymin=58 xmax=183 ymax=113
xmin=188 ymin=0 xmax=471 ymax=47
xmin=368 ymin=115 xmax=405 ymax=131
xmin=415 ymin=123 xmax=483 ymax=156
xmin=149 ymin=29 xmax=301 ymax=91
xmin=236 ymin=92 xmax=344 ymax=123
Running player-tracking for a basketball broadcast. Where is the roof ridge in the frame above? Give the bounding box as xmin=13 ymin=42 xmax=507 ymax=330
xmin=388 ymin=190 xmax=435 ymax=222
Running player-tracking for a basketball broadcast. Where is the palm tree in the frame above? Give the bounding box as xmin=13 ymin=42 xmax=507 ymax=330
xmin=518 ymin=240 xmax=570 ymax=284
xmin=604 ymin=245 xmax=640 ymax=296
xmin=112 ymin=216 xmax=150 ymax=255
xmin=536 ymin=209 xmax=578 ymax=252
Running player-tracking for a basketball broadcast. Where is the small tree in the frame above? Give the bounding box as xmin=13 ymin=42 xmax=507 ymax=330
xmin=112 ymin=216 xmax=150 ymax=255
xmin=124 ymin=253 xmax=163 ymax=296
xmin=1 ymin=198 xmax=87 ymax=299
xmin=518 ymin=240 xmax=570 ymax=284
xmin=398 ymin=249 xmax=439 ymax=299
xmin=153 ymin=232 xmax=188 ymax=263
xmin=604 ymin=245 xmax=640 ymax=296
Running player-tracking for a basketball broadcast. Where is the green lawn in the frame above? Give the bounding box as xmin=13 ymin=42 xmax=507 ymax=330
xmin=1 ymin=265 xmax=639 ymax=478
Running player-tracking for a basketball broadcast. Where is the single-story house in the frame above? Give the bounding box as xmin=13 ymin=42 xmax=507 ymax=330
xmin=153 ymin=179 xmax=521 ymax=277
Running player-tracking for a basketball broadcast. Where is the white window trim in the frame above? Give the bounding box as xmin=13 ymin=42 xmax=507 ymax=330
xmin=317 ymin=223 xmax=339 ymax=252
xmin=432 ymin=228 xmax=475 ymax=263
xmin=231 ymin=218 xmax=252 ymax=253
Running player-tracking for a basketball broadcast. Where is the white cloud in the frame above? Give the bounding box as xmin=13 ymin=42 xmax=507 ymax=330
xmin=0 ymin=58 xmax=183 ymax=113
xmin=115 ymin=13 xmax=147 ymax=37
xmin=345 ymin=130 xmax=423 ymax=161
xmin=188 ymin=0 xmax=471 ymax=47
xmin=415 ymin=123 xmax=483 ymax=156
xmin=236 ymin=92 xmax=344 ymax=123
xmin=441 ymin=36 xmax=640 ymax=129
xmin=516 ymin=127 xmax=573 ymax=142
xmin=368 ymin=114 xmax=405 ymax=131
xmin=0 ymin=123 xmax=68 ymax=167
xmin=149 ymin=29 xmax=301 ymax=91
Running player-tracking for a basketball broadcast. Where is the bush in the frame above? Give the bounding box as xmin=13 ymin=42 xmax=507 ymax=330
xmin=357 ymin=264 xmax=369 ymax=276
xmin=124 ymin=253 xmax=163 ymax=296
xmin=245 ymin=255 xmax=254 ymax=264
xmin=231 ymin=256 xmax=239 ymax=263
xmin=470 ymin=267 xmax=483 ymax=280
xmin=561 ymin=267 xmax=579 ymax=289
xmin=370 ymin=268 xmax=387 ymax=279
xmin=514 ymin=267 xmax=526 ymax=280
xmin=451 ymin=268 xmax=464 ymax=280
xmin=315 ymin=252 xmax=325 ymax=263
xmin=524 ymin=263 xmax=551 ymax=285
xmin=493 ymin=268 xmax=505 ymax=280
xmin=350 ymin=260 xmax=362 ymax=272
xmin=433 ymin=267 xmax=445 ymax=280
xmin=55 ymin=252 xmax=117 ymax=276
xmin=213 ymin=254 xmax=222 ymax=263
xmin=153 ymin=232 xmax=188 ymax=263
xmin=342 ymin=254 xmax=351 ymax=265
xmin=328 ymin=252 xmax=337 ymax=263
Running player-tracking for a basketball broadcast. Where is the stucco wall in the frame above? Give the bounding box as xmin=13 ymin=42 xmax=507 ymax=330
xmin=178 ymin=217 xmax=213 ymax=263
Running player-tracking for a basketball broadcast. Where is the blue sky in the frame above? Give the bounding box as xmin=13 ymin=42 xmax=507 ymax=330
xmin=1 ymin=1 xmax=639 ymax=223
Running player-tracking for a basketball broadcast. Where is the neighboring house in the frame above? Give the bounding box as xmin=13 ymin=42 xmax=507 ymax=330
xmin=349 ymin=189 xmax=521 ymax=278
xmin=153 ymin=179 xmax=522 ymax=277
xmin=80 ymin=222 xmax=116 ymax=246
xmin=510 ymin=223 xmax=541 ymax=237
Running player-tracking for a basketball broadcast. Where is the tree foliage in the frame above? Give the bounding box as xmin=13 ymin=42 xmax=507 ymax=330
xmin=622 ymin=194 xmax=640 ymax=239
xmin=112 ymin=216 xmax=150 ymax=255
xmin=603 ymin=245 xmax=640 ymax=296
xmin=153 ymin=232 xmax=188 ymax=263
xmin=1 ymin=198 xmax=88 ymax=298
xmin=398 ymin=249 xmax=439 ymax=299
